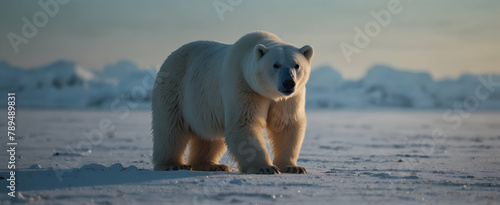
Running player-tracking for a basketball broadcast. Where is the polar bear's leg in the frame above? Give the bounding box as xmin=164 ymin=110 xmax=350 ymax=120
xmin=223 ymin=93 xmax=280 ymax=174
xmin=152 ymin=108 xmax=191 ymax=171
xmin=152 ymin=47 xmax=196 ymax=171
xmin=225 ymin=126 xmax=280 ymax=174
xmin=187 ymin=137 xmax=232 ymax=172
xmin=152 ymin=76 xmax=191 ymax=171
xmin=266 ymin=121 xmax=307 ymax=174
xmin=266 ymin=96 xmax=307 ymax=174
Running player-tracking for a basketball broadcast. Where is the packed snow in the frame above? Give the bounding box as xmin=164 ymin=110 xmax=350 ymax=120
xmin=1 ymin=60 xmax=499 ymax=110
xmin=0 ymin=110 xmax=499 ymax=204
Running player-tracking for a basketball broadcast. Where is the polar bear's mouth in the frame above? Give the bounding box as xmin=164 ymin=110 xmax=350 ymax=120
xmin=279 ymin=88 xmax=294 ymax=96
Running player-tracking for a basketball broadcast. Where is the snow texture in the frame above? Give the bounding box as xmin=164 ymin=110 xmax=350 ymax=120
xmin=0 ymin=110 xmax=499 ymax=204
xmin=1 ymin=61 xmax=499 ymax=109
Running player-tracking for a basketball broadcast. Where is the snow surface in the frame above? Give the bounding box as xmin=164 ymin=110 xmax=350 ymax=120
xmin=1 ymin=61 xmax=500 ymax=109
xmin=1 ymin=110 xmax=499 ymax=204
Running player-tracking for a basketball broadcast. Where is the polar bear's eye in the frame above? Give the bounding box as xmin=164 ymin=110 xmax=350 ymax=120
xmin=294 ymin=64 xmax=300 ymax=69
xmin=273 ymin=63 xmax=281 ymax=69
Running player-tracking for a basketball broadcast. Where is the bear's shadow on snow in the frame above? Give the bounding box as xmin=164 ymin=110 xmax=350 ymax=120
xmin=0 ymin=163 xmax=234 ymax=192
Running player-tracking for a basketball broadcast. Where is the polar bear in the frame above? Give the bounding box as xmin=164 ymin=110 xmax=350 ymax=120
xmin=152 ymin=31 xmax=313 ymax=174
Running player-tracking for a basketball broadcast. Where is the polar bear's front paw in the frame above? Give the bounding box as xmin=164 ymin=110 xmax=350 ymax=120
xmin=162 ymin=165 xmax=192 ymax=171
xmin=192 ymin=164 xmax=232 ymax=172
xmin=245 ymin=165 xmax=281 ymax=174
xmin=208 ymin=164 xmax=232 ymax=172
xmin=282 ymin=166 xmax=307 ymax=174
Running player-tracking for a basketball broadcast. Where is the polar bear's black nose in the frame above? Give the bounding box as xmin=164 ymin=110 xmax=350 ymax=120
xmin=283 ymin=80 xmax=295 ymax=90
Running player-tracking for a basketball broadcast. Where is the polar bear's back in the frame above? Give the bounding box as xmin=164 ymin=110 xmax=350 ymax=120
xmin=233 ymin=31 xmax=282 ymax=48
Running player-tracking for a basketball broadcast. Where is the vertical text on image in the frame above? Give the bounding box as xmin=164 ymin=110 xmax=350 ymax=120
xmin=7 ymin=93 xmax=17 ymax=197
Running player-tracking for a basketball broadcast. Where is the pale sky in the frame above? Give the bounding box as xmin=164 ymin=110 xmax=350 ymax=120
xmin=0 ymin=0 xmax=499 ymax=79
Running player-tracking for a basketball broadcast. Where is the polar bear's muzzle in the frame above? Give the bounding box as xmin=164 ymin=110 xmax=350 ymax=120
xmin=278 ymin=68 xmax=296 ymax=96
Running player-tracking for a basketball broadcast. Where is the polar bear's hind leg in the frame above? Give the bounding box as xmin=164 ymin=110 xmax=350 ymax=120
xmin=151 ymin=102 xmax=192 ymax=171
xmin=152 ymin=51 xmax=193 ymax=171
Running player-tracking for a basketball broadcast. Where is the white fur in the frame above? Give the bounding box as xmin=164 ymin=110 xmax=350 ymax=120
xmin=152 ymin=31 xmax=313 ymax=174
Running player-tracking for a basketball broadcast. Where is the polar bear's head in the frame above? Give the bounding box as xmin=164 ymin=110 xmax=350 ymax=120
xmin=246 ymin=43 xmax=313 ymax=99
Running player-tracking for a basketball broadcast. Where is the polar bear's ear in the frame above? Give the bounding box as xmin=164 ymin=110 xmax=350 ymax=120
xmin=254 ymin=44 xmax=268 ymax=60
xmin=299 ymin=45 xmax=314 ymax=62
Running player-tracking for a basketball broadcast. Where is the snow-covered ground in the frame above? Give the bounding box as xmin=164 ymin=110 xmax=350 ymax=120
xmin=1 ymin=109 xmax=499 ymax=204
